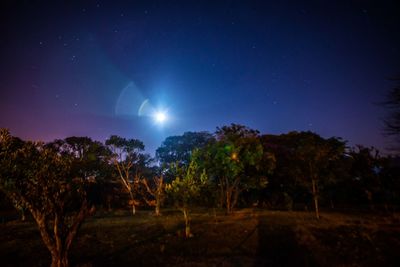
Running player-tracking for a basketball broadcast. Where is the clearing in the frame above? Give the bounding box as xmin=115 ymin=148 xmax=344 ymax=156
xmin=1 ymin=209 xmax=399 ymax=266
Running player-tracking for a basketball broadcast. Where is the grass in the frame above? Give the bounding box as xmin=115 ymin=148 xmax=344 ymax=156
xmin=1 ymin=208 xmax=400 ymax=266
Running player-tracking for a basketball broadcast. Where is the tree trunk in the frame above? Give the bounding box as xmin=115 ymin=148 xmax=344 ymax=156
xmin=312 ymin=179 xmax=320 ymax=220
xmin=330 ymin=198 xmax=335 ymax=209
xmin=106 ymin=196 xmax=112 ymax=212
xmin=20 ymin=208 xmax=26 ymax=221
xmin=231 ymin=187 xmax=240 ymax=212
xmin=155 ymin=200 xmax=160 ymax=216
xmin=219 ymin=181 xmax=225 ymax=208
xmin=35 ymin=217 xmax=70 ymax=267
xmin=226 ymin=188 xmax=232 ymax=214
xmin=182 ymin=208 xmax=191 ymax=238
xmin=129 ymin=191 xmax=136 ymax=215
xmin=131 ymin=204 xmax=136 ymax=215
xmin=51 ymin=251 xmax=69 ymax=267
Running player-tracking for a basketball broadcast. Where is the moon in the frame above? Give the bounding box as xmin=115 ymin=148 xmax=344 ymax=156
xmin=154 ymin=111 xmax=168 ymax=124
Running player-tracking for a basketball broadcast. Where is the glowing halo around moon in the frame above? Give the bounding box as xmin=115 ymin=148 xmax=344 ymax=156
xmin=154 ymin=111 xmax=167 ymax=124
xmin=138 ymin=99 xmax=151 ymax=117
xmin=115 ymin=83 xmax=172 ymax=127
xmin=137 ymin=99 xmax=170 ymax=126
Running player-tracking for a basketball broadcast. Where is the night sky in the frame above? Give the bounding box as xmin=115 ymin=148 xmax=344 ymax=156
xmin=1 ymin=1 xmax=399 ymax=154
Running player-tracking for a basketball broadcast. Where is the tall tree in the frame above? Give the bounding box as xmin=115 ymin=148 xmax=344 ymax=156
xmin=165 ymin=151 xmax=207 ymax=238
xmin=0 ymin=129 xmax=95 ymax=267
xmin=204 ymin=124 xmax=271 ymax=213
xmin=382 ymin=78 xmax=400 ymax=152
xmin=141 ymin=175 xmax=165 ymax=216
xmin=105 ymin=135 xmax=147 ymax=215
xmin=289 ymin=132 xmax=345 ymax=219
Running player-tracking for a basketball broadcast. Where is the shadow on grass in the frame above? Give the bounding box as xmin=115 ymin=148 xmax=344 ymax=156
xmin=255 ymin=215 xmax=316 ymax=267
xmin=86 ymin=220 xmax=182 ymax=267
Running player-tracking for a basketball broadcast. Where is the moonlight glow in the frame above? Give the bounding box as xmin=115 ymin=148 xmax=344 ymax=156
xmin=154 ymin=111 xmax=167 ymax=124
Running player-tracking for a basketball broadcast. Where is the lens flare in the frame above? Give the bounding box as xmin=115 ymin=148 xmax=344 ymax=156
xmin=154 ymin=111 xmax=167 ymax=124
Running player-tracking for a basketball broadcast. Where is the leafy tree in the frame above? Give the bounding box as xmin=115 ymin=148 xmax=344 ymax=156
xmin=105 ymin=135 xmax=147 ymax=215
xmin=156 ymin=131 xmax=214 ymax=167
xmin=289 ymin=132 xmax=345 ymax=219
xmin=46 ymin=137 xmax=113 ymax=209
xmin=0 ymin=132 xmax=27 ymax=219
xmin=204 ymin=124 xmax=269 ymax=213
xmin=0 ymin=129 xmax=95 ymax=267
xmin=261 ymin=132 xmax=345 ymax=217
xmin=165 ymin=151 xmax=207 ymax=237
xmin=260 ymin=134 xmax=301 ymax=210
xmin=46 ymin=136 xmax=111 ymax=180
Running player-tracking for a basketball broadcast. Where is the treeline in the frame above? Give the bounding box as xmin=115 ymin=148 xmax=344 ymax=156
xmin=1 ymin=124 xmax=400 ymax=266
xmin=156 ymin=124 xmax=400 ymax=214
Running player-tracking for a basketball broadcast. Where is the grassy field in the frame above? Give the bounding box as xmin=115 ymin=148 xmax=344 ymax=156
xmin=1 ymin=209 xmax=400 ymax=266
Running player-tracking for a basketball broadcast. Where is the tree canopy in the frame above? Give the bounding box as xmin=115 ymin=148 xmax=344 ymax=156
xmin=0 ymin=129 xmax=96 ymax=267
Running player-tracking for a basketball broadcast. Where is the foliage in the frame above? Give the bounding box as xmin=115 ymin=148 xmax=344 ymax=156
xmin=165 ymin=151 xmax=208 ymax=237
xmin=46 ymin=136 xmax=111 ymax=181
xmin=156 ymin=131 xmax=214 ymax=169
xmin=261 ymin=132 xmax=346 ymax=217
xmin=105 ymin=135 xmax=148 ymax=215
xmin=203 ymin=124 xmax=272 ymax=213
xmin=0 ymin=129 xmax=95 ymax=267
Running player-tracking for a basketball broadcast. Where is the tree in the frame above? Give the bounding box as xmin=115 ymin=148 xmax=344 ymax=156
xmin=204 ymin=124 xmax=270 ymax=213
xmin=348 ymin=146 xmax=384 ymax=210
xmin=0 ymin=132 xmax=27 ymax=220
xmin=165 ymin=151 xmax=207 ymax=238
xmin=260 ymin=134 xmax=301 ymax=210
xmin=156 ymin=131 xmax=214 ymax=167
xmin=382 ymin=78 xmax=400 ymax=152
xmin=261 ymin=132 xmax=346 ymax=217
xmin=286 ymin=132 xmax=345 ymax=219
xmin=141 ymin=175 xmax=165 ymax=216
xmin=46 ymin=136 xmax=111 ymax=181
xmin=105 ymin=135 xmax=147 ymax=215
xmin=0 ymin=129 xmax=95 ymax=267
xmin=46 ymin=136 xmax=113 ymax=210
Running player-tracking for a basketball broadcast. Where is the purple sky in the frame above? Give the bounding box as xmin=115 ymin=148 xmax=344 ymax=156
xmin=1 ymin=1 xmax=399 ymax=154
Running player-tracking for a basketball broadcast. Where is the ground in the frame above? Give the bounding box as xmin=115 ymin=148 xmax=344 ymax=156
xmin=1 ymin=209 xmax=400 ymax=266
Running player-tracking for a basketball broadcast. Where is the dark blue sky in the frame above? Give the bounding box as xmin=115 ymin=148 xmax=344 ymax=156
xmin=1 ymin=0 xmax=399 ymax=154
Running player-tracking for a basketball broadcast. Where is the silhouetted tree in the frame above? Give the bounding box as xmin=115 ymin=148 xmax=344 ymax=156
xmin=291 ymin=132 xmax=345 ymax=219
xmin=156 ymin=131 xmax=214 ymax=167
xmin=46 ymin=136 xmax=112 ymax=209
xmin=46 ymin=136 xmax=111 ymax=181
xmin=382 ymin=78 xmax=400 ymax=152
xmin=260 ymin=134 xmax=302 ymax=210
xmin=261 ymin=132 xmax=345 ymax=217
xmin=348 ymin=146 xmax=383 ymax=209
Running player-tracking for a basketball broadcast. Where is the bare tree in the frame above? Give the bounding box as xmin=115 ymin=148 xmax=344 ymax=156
xmin=382 ymin=78 xmax=400 ymax=152
xmin=141 ymin=175 xmax=165 ymax=216
xmin=105 ymin=135 xmax=146 ymax=215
